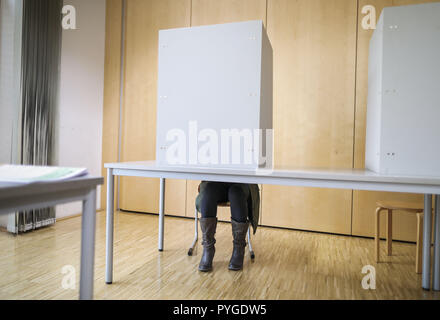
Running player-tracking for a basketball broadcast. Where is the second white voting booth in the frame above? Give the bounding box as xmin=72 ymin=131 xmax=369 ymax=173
xmin=365 ymin=3 xmax=440 ymax=176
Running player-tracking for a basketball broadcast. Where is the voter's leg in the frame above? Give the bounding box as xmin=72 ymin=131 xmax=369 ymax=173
xmin=228 ymin=184 xmax=250 ymax=271
xmin=199 ymin=182 xmax=228 ymax=218
xmin=198 ymin=183 xmax=227 ymax=272
xmin=228 ymin=184 xmax=249 ymax=223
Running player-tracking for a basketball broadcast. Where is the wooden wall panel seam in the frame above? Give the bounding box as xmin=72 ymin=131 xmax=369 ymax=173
xmin=350 ymin=0 xmax=361 ymax=236
xmin=190 ymin=0 xmax=193 ymax=26
xmin=101 ymin=0 xmax=123 ymax=210
xmin=352 ymin=0 xmax=360 ymax=171
xmin=116 ymin=0 xmax=127 ymax=210
xmin=265 ymin=0 xmax=268 ymax=27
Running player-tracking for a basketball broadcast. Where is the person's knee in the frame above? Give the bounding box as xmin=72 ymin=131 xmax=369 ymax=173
xmin=228 ymin=185 xmax=247 ymax=203
xmin=202 ymin=183 xmax=221 ymax=202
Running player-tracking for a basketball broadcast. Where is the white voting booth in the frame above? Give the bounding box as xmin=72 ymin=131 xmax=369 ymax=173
xmin=365 ymin=3 xmax=440 ymax=176
xmin=155 ymin=20 xmax=273 ymax=169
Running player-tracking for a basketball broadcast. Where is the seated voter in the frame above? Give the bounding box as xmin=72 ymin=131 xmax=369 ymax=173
xmin=195 ymin=181 xmax=260 ymax=272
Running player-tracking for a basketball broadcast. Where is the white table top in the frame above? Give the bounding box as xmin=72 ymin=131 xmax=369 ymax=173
xmin=105 ymin=160 xmax=440 ymax=186
xmin=0 ymin=175 xmax=103 ymax=200
xmin=0 ymin=175 xmax=103 ymax=216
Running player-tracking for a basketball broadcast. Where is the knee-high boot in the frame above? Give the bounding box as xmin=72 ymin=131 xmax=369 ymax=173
xmin=228 ymin=219 xmax=249 ymax=271
xmin=198 ymin=217 xmax=217 ymax=272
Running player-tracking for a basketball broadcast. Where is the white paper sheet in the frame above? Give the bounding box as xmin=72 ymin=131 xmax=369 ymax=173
xmin=0 ymin=165 xmax=88 ymax=183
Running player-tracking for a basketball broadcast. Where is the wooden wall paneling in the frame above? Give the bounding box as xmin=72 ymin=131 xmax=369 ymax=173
xmin=165 ymin=179 xmax=188 ymax=217
xmin=352 ymin=0 xmax=438 ymax=241
xmin=260 ymin=0 xmax=357 ymax=235
xmin=185 ymin=0 xmax=267 ymax=221
xmin=191 ymin=0 xmax=268 ymax=27
xmin=119 ymin=0 xmax=190 ymax=216
xmin=103 ymin=0 xmax=440 ymax=237
xmin=101 ymin=0 xmax=123 ymax=210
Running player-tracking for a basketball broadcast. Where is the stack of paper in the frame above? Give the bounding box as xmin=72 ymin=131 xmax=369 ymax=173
xmin=0 ymin=165 xmax=88 ymax=184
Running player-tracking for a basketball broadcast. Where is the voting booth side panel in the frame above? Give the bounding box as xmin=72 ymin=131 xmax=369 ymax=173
xmin=155 ymin=20 xmax=273 ymax=169
xmin=365 ymin=3 xmax=440 ymax=176
xmin=365 ymin=11 xmax=384 ymax=174
xmin=259 ymin=23 xmax=274 ymax=170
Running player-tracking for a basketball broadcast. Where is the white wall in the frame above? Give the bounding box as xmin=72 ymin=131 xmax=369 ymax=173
xmin=0 ymin=0 xmax=22 ymax=227
xmin=1 ymin=1 xmax=15 ymax=165
xmin=0 ymin=0 xmax=21 ymax=165
xmin=55 ymin=0 xmax=106 ymax=219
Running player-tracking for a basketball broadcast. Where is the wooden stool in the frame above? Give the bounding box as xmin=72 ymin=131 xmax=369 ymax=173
xmin=375 ymin=200 xmax=424 ymax=273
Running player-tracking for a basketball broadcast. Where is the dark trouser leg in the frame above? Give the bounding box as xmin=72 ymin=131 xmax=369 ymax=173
xmin=200 ymin=182 xmax=229 ymax=218
xmin=227 ymin=184 xmax=250 ymax=271
xmin=228 ymin=184 xmax=250 ymax=223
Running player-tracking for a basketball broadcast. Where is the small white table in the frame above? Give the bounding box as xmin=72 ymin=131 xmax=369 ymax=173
xmin=0 ymin=175 xmax=103 ymax=300
xmin=104 ymin=161 xmax=440 ymax=291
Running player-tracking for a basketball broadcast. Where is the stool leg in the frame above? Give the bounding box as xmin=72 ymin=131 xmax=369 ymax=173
xmin=416 ymin=213 xmax=423 ymax=274
xmin=375 ymin=207 xmax=382 ymax=262
xmin=386 ymin=209 xmax=393 ymax=256
xmin=188 ymin=208 xmax=199 ymax=256
xmin=247 ymin=226 xmax=255 ymax=260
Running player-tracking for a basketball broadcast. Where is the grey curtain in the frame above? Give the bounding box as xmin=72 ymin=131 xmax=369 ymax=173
xmin=15 ymin=0 xmax=62 ymax=233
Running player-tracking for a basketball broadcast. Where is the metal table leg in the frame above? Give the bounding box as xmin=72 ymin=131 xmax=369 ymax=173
xmin=105 ymin=168 xmax=114 ymax=284
xmin=79 ymin=188 xmax=97 ymax=300
xmin=422 ymin=194 xmax=432 ymax=290
xmin=158 ymin=178 xmax=165 ymax=251
xmin=433 ymin=195 xmax=440 ymax=291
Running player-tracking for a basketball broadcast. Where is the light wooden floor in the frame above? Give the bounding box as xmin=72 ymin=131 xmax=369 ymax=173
xmin=0 ymin=210 xmax=439 ymax=300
